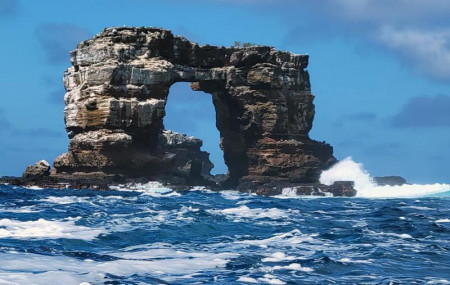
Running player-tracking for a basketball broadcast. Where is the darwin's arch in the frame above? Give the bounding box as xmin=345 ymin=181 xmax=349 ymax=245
xmin=163 ymin=82 xmax=227 ymax=175
xmin=53 ymin=27 xmax=336 ymax=188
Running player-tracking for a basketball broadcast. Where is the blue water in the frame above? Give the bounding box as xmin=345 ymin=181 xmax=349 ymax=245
xmin=0 ymin=184 xmax=449 ymax=284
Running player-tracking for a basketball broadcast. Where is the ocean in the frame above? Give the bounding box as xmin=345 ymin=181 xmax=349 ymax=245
xmin=0 ymin=159 xmax=449 ymax=284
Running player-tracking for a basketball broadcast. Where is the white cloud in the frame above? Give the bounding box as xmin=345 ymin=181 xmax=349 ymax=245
xmin=376 ymin=27 xmax=450 ymax=80
xmin=278 ymin=0 xmax=450 ymax=82
xmin=390 ymin=94 xmax=450 ymax=127
xmin=329 ymin=0 xmax=450 ymax=24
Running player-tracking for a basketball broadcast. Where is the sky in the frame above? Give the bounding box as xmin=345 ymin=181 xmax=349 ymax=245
xmin=0 ymin=0 xmax=449 ymax=183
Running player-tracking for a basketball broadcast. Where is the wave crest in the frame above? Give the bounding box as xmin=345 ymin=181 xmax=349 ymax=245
xmin=320 ymin=157 xmax=450 ymax=198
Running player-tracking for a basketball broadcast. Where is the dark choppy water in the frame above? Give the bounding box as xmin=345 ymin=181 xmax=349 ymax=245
xmin=0 ymin=183 xmax=449 ymax=285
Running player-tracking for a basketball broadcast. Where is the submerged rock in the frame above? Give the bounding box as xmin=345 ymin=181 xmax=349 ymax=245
xmin=374 ymin=176 xmax=407 ymax=186
xmin=238 ymin=177 xmax=355 ymax=197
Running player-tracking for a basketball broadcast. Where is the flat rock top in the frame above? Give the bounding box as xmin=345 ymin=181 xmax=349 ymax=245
xmin=72 ymin=26 xmax=309 ymax=69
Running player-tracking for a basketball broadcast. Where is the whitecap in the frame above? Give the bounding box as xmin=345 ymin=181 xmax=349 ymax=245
xmin=435 ymin=219 xmax=450 ymax=223
xmin=40 ymin=196 xmax=87 ymax=205
xmin=110 ymin=182 xmax=179 ymax=197
xmin=0 ymin=218 xmax=104 ymax=240
xmin=0 ymin=270 xmax=87 ymax=285
xmin=101 ymin=246 xmax=238 ymax=276
xmin=276 ymin=187 xmax=333 ymax=198
xmin=393 ymin=233 xmax=413 ymax=239
xmin=95 ymin=255 xmax=232 ymax=276
xmin=23 ymin=186 xmax=43 ymax=190
xmin=220 ymin=190 xmax=245 ymax=200
xmin=103 ymin=205 xmax=204 ymax=232
xmin=0 ymin=246 xmax=238 ymax=284
xmin=273 ymin=263 xmax=314 ymax=272
xmin=0 ymin=253 xmax=107 ymax=284
xmin=425 ymin=279 xmax=450 ymax=284
xmin=406 ymin=206 xmax=435 ymax=211
xmin=258 ymin=275 xmax=286 ymax=285
xmin=370 ymin=231 xmax=413 ymax=239
xmin=338 ymin=257 xmax=373 ymax=264
xmin=189 ymin=186 xmax=216 ymax=193
xmin=209 ymin=205 xmax=297 ymax=221
xmin=2 ymin=206 xmax=41 ymax=214
xmin=281 ymin=187 xmax=297 ymax=197
xmin=238 ymin=276 xmax=259 ymax=283
xmin=320 ymin=157 xmax=450 ymax=198
xmin=237 ymin=229 xmax=317 ymax=248
xmin=261 ymin=252 xmax=295 ymax=262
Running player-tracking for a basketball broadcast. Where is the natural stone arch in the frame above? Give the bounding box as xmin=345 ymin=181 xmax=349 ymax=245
xmin=163 ymin=82 xmax=228 ymax=176
xmin=53 ymin=27 xmax=336 ymax=188
xmin=165 ymin=78 xmax=251 ymax=185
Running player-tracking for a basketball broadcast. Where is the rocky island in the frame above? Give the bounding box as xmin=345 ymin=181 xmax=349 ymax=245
xmin=1 ymin=27 xmax=356 ymax=196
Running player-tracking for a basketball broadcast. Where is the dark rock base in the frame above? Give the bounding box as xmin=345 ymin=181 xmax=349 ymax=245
xmin=0 ymin=174 xmax=356 ymax=197
xmin=374 ymin=176 xmax=407 ymax=186
xmin=238 ymin=176 xmax=355 ymax=197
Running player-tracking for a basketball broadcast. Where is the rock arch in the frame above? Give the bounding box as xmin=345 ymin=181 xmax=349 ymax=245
xmin=163 ymin=82 xmax=227 ymax=175
xmin=53 ymin=27 xmax=336 ymax=187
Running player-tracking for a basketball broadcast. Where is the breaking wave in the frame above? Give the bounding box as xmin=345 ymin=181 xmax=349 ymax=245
xmin=0 ymin=217 xmax=104 ymax=240
xmin=320 ymin=157 xmax=450 ymax=198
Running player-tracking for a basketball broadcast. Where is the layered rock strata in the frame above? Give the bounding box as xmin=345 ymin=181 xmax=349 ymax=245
xmin=53 ymin=27 xmax=337 ymax=188
xmin=23 ymin=160 xmax=50 ymax=179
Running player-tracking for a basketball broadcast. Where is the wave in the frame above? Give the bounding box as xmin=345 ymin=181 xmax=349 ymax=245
xmin=0 ymin=248 xmax=237 ymax=285
xmin=208 ymin=205 xmax=299 ymax=222
xmin=320 ymin=157 xmax=450 ymax=198
xmin=109 ymin=182 xmax=180 ymax=197
xmin=0 ymin=217 xmax=104 ymax=240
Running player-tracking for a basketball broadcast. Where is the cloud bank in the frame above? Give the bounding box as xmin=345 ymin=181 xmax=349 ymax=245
xmin=391 ymin=94 xmax=450 ymax=128
xmin=376 ymin=27 xmax=450 ymax=81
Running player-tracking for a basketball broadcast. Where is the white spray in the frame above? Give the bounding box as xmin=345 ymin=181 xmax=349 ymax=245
xmin=319 ymin=157 xmax=450 ymax=198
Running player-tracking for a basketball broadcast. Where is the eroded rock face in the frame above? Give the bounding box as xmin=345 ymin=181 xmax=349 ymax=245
xmin=159 ymin=130 xmax=213 ymax=177
xmin=374 ymin=176 xmax=407 ymax=186
xmin=23 ymin=160 xmax=51 ymax=179
xmin=53 ymin=27 xmax=336 ymax=186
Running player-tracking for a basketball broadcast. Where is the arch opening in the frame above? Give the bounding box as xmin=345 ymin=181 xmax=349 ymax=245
xmin=164 ymin=82 xmax=227 ymax=176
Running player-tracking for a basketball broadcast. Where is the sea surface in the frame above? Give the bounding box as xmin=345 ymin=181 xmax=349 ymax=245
xmin=0 ymin=180 xmax=449 ymax=285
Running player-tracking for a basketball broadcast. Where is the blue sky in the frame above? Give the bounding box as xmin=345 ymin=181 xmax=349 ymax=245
xmin=0 ymin=0 xmax=449 ymax=183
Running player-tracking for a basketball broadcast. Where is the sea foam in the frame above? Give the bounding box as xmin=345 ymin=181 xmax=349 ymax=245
xmin=110 ymin=182 xmax=179 ymax=197
xmin=320 ymin=157 xmax=450 ymax=198
xmin=0 ymin=218 xmax=104 ymax=240
xmin=209 ymin=205 xmax=297 ymax=221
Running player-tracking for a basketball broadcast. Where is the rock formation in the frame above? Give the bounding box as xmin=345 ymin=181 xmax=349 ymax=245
xmin=23 ymin=160 xmax=50 ymax=179
xmin=374 ymin=176 xmax=407 ymax=186
xmin=52 ymin=27 xmax=337 ymax=188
